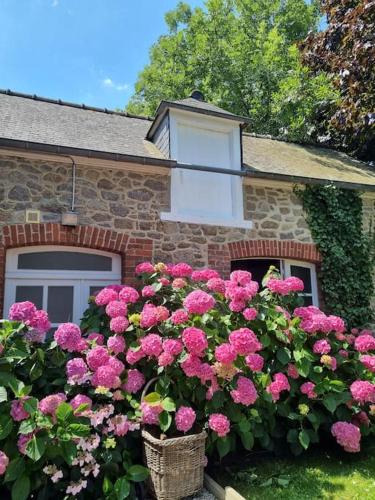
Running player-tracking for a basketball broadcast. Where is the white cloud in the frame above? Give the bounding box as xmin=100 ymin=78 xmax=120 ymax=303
xmin=102 ymin=78 xmax=129 ymax=92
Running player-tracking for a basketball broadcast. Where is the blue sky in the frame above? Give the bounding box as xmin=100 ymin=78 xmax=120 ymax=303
xmin=0 ymin=0 xmax=203 ymax=110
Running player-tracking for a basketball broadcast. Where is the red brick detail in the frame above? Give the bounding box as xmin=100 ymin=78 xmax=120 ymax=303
xmin=0 ymin=224 xmax=153 ymax=313
xmin=207 ymin=244 xmax=231 ymax=278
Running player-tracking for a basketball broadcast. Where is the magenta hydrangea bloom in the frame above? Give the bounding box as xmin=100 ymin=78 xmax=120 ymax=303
xmin=141 ymin=334 xmax=163 ymax=357
xmin=163 ymin=339 xmax=183 ymax=356
xmin=141 ymin=402 xmax=163 ymax=425
xmin=230 ymin=376 xmax=258 ymax=406
xmin=0 ymin=451 xmax=9 ymax=475
xmin=54 ymin=323 xmax=82 ymax=352
xmin=360 ymin=355 xmax=375 ymax=372
xmin=355 ymin=334 xmax=375 ymax=353
xmin=182 ymin=327 xmax=208 ymax=356
xmin=183 ymin=290 xmax=216 ymax=315
xmin=8 ymin=301 xmax=36 ymax=322
xmin=243 ymin=307 xmax=258 ymax=321
xmin=300 ymin=381 xmax=317 ymax=399
xmin=119 ymin=286 xmax=140 ymax=304
xmin=158 ymin=352 xmax=175 ymax=367
xmin=140 ymin=304 xmax=160 ymax=329
xmin=107 ymin=335 xmax=126 ymax=354
xmin=110 ymin=316 xmax=129 ymax=334
xmin=142 ymin=285 xmax=156 ymax=298
xmin=266 ymin=373 xmax=290 ymax=402
xmin=39 ymin=393 xmax=67 ymax=416
xmin=70 ymin=394 xmax=92 ymax=413
xmin=181 ymin=354 xmax=203 ymax=378
xmin=206 ymin=278 xmax=226 ymax=294
xmin=107 ymin=357 xmax=125 ymax=376
xmin=287 ymin=364 xmax=299 ymax=379
xmin=66 ymin=357 xmax=89 ymax=384
xmin=175 ymin=406 xmax=196 ymax=433
xmin=215 ymin=343 xmax=237 ymax=364
xmin=26 ymin=309 xmax=51 ymax=335
xmin=170 ymin=263 xmax=193 ymax=278
xmin=208 ymin=413 xmax=230 ymax=437
xmin=331 ymin=421 xmax=360 ymax=453
xmin=135 ymin=261 xmax=155 ymax=274
xmin=87 ymin=332 xmax=104 ymax=345
xmin=350 ymin=380 xmax=375 ymax=404
xmin=267 ymin=277 xmax=304 ymax=295
xmin=172 ymin=278 xmax=187 ymax=289
xmin=91 ymin=366 xmax=121 ymax=389
xmin=86 ymin=346 xmax=110 ymax=371
xmin=170 ymin=309 xmax=189 ymax=325
xmin=245 ymin=353 xmax=264 ymax=372
xmin=126 ymin=347 xmax=145 ymax=365
xmin=105 ymin=300 xmax=127 ymax=319
xmin=313 ymin=339 xmax=331 ymax=355
xmin=123 ymin=369 xmax=145 ymax=393
xmin=229 ymin=328 xmax=262 ymax=355
xmin=230 ymin=270 xmax=252 ymax=286
xmin=95 ymin=287 xmax=118 ymax=306
xmin=10 ymin=398 xmax=30 ymax=421
xmin=17 ymin=433 xmax=33 ymax=455
xmin=191 ymin=269 xmax=220 ymax=282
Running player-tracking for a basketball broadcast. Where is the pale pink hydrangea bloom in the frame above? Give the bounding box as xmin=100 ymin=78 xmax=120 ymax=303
xmin=206 ymin=277 xmax=226 ymax=294
xmin=141 ymin=334 xmax=163 ymax=357
xmin=170 ymin=309 xmax=189 ymax=325
xmin=170 ymin=263 xmax=193 ymax=278
xmin=183 ymin=290 xmax=216 ymax=315
xmin=313 ymin=339 xmax=331 ymax=355
xmin=182 ymin=327 xmax=208 ymax=356
xmin=10 ymin=398 xmax=30 ymax=421
xmin=266 ymin=373 xmax=290 ymax=401
xmin=110 ymin=316 xmax=129 ymax=334
xmin=245 ymin=353 xmax=264 ymax=372
xmin=39 ymin=393 xmax=67 ymax=416
xmin=8 ymin=301 xmax=36 ymax=322
xmin=355 ymin=334 xmax=375 ymax=353
xmin=331 ymin=421 xmax=360 ymax=452
xmin=243 ymin=307 xmax=258 ymax=321
xmin=287 ymin=364 xmax=299 ymax=379
xmin=156 ymin=305 xmax=170 ymax=321
xmin=159 ymin=277 xmax=170 ymax=286
xmin=54 ymin=322 xmax=82 ymax=352
xmin=163 ymin=339 xmax=183 ymax=356
xmin=106 ymin=415 xmax=130 ymax=436
xmin=215 ymin=343 xmax=237 ymax=364
xmin=230 ymin=376 xmax=258 ymax=406
xmin=350 ymin=380 xmax=375 ymax=404
xmin=95 ymin=287 xmax=118 ymax=306
xmin=191 ymin=269 xmax=220 ymax=282
xmin=66 ymin=479 xmax=88 ymax=496
xmin=66 ymin=357 xmax=89 ymax=384
xmin=0 ymin=451 xmax=9 ymax=475
xmin=172 ymin=278 xmax=187 ymax=289
xmin=91 ymin=366 xmax=120 ymax=389
xmin=208 ymin=413 xmax=230 ymax=437
xmin=126 ymin=347 xmax=145 ymax=365
xmin=229 ymin=328 xmax=262 ymax=355
xmin=142 ymin=285 xmax=156 ymax=298
xmin=105 ymin=300 xmax=127 ymax=318
xmin=175 ymin=406 xmax=196 ymax=433
xmin=86 ymin=346 xmax=110 ymax=371
xmin=107 ymin=335 xmax=126 ymax=354
xmin=119 ymin=286 xmax=140 ymax=304
xmin=300 ymin=381 xmax=317 ymax=399
xmin=70 ymin=395 xmax=92 ymax=414
xmin=123 ymin=369 xmax=145 ymax=393
xmin=135 ymin=261 xmax=155 ymax=274
xmin=360 ymin=355 xmax=375 ymax=372
xmin=141 ymin=402 xmax=163 ymax=425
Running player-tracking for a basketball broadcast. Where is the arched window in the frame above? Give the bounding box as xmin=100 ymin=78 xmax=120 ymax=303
xmin=4 ymin=246 xmax=121 ymax=327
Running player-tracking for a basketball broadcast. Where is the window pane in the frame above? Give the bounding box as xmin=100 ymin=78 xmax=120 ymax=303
xmin=15 ymin=286 xmax=43 ymax=309
xmin=231 ymin=259 xmax=280 ymax=286
xmin=47 ymin=286 xmax=74 ymax=323
xmin=90 ymin=286 xmax=105 ymax=297
xmin=301 ymin=295 xmax=313 ymax=306
xmin=290 ymin=265 xmax=312 ymax=293
xmin=18 ymin=252 xmax=112 ymax=271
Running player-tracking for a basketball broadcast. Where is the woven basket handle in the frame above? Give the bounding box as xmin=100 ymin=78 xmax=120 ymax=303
xmin=141 ymin=376 xmax=160 ymax=403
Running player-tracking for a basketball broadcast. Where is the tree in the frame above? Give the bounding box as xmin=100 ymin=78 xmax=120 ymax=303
xmin=300 ymin=0 xmax=375 ymax=161
xmin=127 ymin=0 xmax=337 ymax=144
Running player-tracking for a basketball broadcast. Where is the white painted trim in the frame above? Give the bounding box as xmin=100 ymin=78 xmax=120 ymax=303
xmin=284 ymin=259 xmax=319 ymax=306
xmin=160 ymin=211 xmax=252 ymax=229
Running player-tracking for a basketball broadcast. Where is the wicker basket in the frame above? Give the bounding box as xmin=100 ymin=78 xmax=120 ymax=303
xmin=142 ymin=428 xmax=207 ymax=500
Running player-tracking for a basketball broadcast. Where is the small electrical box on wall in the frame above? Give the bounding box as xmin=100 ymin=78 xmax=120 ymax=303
xmin=61 ymin=211 xmax=78 ymax=226
xmin=25 ymin=210 xmax=40 ymax=223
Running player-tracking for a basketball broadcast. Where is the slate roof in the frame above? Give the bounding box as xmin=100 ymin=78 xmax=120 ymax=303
xmin=0 ymin=90 xmax=374 ymax=190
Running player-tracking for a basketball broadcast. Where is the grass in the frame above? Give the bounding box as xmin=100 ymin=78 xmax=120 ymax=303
xmin=211 ymin=439 xmax=375 ymax=500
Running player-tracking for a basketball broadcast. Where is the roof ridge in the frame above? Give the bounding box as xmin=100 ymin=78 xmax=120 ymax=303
xmin=0 ymin=88 xmax=154 ymax=122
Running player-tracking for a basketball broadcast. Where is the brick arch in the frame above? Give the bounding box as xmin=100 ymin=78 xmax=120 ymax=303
xmin=0 ymin=223 xmax=153 ymax=313
xmin=208 ymin=239 xmax=321 ymax=277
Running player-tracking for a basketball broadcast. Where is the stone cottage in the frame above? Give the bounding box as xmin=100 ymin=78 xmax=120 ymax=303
xmin=1 ymin=89 xmax=374 ymax=328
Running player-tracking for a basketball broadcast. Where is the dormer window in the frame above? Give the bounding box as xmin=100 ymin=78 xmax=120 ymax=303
xmin=147 ymin=92 xmax=252 ymax=229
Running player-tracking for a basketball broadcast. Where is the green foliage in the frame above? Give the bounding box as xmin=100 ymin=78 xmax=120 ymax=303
xmin=296 ymin=184 xmax=374 ymax=327
xmin=127 ymin=0 xmax=337 ymax=143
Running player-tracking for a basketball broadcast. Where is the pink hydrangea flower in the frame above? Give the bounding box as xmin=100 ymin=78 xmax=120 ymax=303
xmin=95 ymin=288 xmax=118 ymax=306
xmin=170 ymin=309 xmax=189 ymax=325
xmin=107 ymin=357 xmax=125 ymax=376
xmin=170 ymin=263 xmax=193 ymax=278
xmin=215 ymin=343 xmax=237 ymax=364
xmin=8 ymin=301 xmax=37 ymax=322
xmin=10 ymin=398 xmax=30 ymax=421
xmin=159 ymin=277 xmax=170 ymax=286
xmin=157 ymin=306 xmax=170 ymax=322
xmin=230 ymin=270 xmax=252 ymax=286
xmin=229 ymin=300 xmax=246 ymax=312
xmin=350 ymin=381 xmax=375 ymax=404
xmin=17 ymin=433 xmax=34 ymax=455
xmin=0 ymin=451 xmax=9 ymax=475
xmin=207 ymin=278 xmax=226 ymax=294
xmin=208 ymin=413 xmax=230 ymax=437
xmin=105 ymin=300 xmax=127 ymax=318
xmin=172 ymin=278 xmax=187 ymax=289
xmin=107 ymin=414 xmax=130 ymax=436
xmin=141 ymin=334 xmax=163 ymax=357
xmin=360 ymin=355 xmax=375 ymax=372
xmin=70 ymin=395 xmax=92 ymax=413
xmin=66 ymin=358 xmax=89 ymax=384
xmin=119 ymin=286 xmax=139 ymax=304
xmin=183 ymin=290 xmax=216 ymax=315
xmin=182 ymin=327 xmax=208 ymax=356
xmin=107 ymin=335 xmax=126 ymax=354
xmin=135 ymin=262 xmax=155 ymax=274
xmin=54 ymin=323 xmax=82 ymax=352
xmin=267 ymin=277 xmax=304 ymax=295
xmin=355 ymin=334 xmax=375 ymax=353
xmin=313 ymin=339 xmax=331 ymax=355
xmin=163 ymin=339 xmax=183 ymax=356
xmin=320 ymin=355 xmax=337 ymax=371
xmin=300 ymin=381 xmax=317 ymax=399
xmin=231 ymin=376 xmax=258 ymax=406
xmin=141 ymin=402 xmax=163 ymax=425
xmin=142 ymin=285 xmax=156 ymax=298
xmin=87 ymin=332 xmax=104 ymax=345
xmin=192 ymin=269 xmax=220 ymax=282
xmin=286 ymin=363 xmax=299 ymax=379
xmin=266 ymin=373 xmax=290 ymax=401
xmin=229 ymin=328 xmax=262 ymax=355
xmin=110 ymin=316 xmax=129 ymax=334
xmin=339 ymin=349 xmax=349 ymax=358
xmin=243 ymin=307 xmax=258 ymax=321
xmin=123 ymin=369 xmax=145 ymax=393
xmin=158 ymin=352 xmax=175 ymax=367
xmin=26 ymin=309 xmax=51 ymax=335
xmin=86 ymin=346 xmax=110 ymax=371
xmin=91 ymin=366 xmax=120 ymax=389
xmin=126 ymin=347 xmax=145 ymax=365
xmin=39 ymin=393 xmax=67 ymax=416
xmin=245 ymin=353 xmax=264 ymax=372
xmin=175 ymin=406 xmax=196 ymax=433
xmin=140 ymin=303 xmax=160 ymax=329
xmin=331 ymin=421 xmax=360 ymax=453
xmin=181 ymin=354 xmax=203 ymax=378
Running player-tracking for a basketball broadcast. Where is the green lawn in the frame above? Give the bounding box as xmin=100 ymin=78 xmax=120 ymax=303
xmin=212 ymin=440 xmax=375 ymax=500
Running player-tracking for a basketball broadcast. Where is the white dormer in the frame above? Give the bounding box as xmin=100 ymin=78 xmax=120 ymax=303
xmin=147 ymin=92 xmax=252 ymax=229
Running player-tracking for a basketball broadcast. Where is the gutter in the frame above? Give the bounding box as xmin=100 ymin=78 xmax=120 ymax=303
xmin=1 ymin=137 xmax=374 ymax=192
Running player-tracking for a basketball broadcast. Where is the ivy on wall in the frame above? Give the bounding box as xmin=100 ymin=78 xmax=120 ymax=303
xmin=295 ymin=184 xmax=374 ymax=328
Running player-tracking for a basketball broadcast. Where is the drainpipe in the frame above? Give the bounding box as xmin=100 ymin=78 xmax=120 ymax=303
xmin=61 ymin=156 xmax=78 ymax=226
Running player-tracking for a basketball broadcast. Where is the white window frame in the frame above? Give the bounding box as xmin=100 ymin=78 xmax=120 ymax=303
xmin=4 ymin=246 xmax=121 ymax=326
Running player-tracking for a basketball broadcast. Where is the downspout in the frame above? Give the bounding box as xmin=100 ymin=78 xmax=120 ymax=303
xmin=61 ymin=156 xmax=78 ymax=226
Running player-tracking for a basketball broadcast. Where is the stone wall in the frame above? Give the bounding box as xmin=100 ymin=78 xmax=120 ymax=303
xmin=0 ymin=155 xmax=314 ymax=268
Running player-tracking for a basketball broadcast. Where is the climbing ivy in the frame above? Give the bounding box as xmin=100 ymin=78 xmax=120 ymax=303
xmin=295 ymin=184 xmax=374 ymax=328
